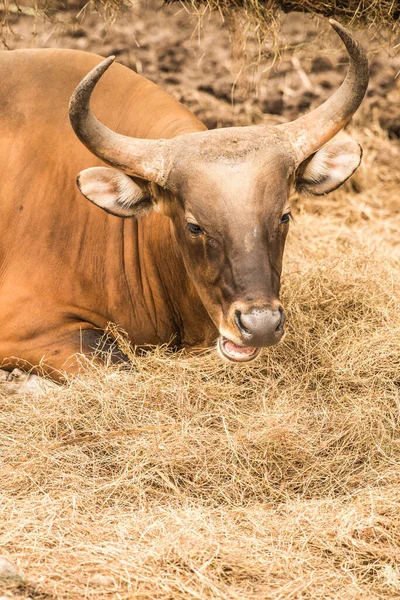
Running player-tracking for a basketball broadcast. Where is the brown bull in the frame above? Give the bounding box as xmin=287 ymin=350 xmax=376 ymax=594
xmin=0 ymin=20 xmax=368 ymax=386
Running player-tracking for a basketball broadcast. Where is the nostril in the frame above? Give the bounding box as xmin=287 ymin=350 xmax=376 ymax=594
xmin=234 ymin=310 xmax=250 ymax=334
xmin=275 ymin=307 xmax=286 ymax=333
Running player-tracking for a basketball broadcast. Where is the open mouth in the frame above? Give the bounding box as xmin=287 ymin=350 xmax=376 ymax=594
xmin=218 ymin=336 xmax=261 ymax=363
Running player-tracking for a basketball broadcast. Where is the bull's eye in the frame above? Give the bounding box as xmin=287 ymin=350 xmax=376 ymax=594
xmin=281 ymin=212 xmax=291 ymax=224
xmin=187 ymin=222 xmax=203 ymax=235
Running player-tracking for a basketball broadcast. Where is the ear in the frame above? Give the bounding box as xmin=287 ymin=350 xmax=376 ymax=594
xmin=77 ymin=167 xmax=152 ymax=218
xmin=295 ymin=139 xmax=362 ymax=196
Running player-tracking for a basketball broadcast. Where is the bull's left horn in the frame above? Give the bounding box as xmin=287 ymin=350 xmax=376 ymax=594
xmin=69 ymin=56 xmax=170 ymax=186
xmin=278 ymin=20 xmax=369 ymax=163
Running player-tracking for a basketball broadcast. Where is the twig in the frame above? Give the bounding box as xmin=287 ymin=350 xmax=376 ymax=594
xmin=291 ymin=56 xmax=313 ymax=92
xmin=53 ymin=424 xmax=173 ymax=448
xmin=0 ymin=4 xmax=46 ymax=17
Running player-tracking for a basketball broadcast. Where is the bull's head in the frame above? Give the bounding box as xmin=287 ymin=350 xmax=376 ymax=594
xmin=69 ymin=20 xmax=369 ymax=363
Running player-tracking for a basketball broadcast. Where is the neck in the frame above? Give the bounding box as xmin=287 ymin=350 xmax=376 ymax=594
xmin=117 ymin=107 xmax=215 ymax=349
xmin=148 ymin=214 xmax=217 ymax=349
xmin=119 ymin=212 xmax=217 ymax=350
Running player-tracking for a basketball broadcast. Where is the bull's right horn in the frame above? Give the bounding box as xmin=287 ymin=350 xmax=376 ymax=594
xmin=69 ymin=56 xmax=171 ymax=187
xmin=278 ymin=20 xmax=369 ymax=164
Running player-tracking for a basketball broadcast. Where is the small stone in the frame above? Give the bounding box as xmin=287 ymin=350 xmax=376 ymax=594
xmin=0 ymin=556 xmax=24 ymax=582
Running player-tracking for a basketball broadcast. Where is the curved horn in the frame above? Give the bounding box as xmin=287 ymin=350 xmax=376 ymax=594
xmin=69 ymin=56 xmax=170 ymax=186
xmin=278 ymin=20 xmax=369 ymax=163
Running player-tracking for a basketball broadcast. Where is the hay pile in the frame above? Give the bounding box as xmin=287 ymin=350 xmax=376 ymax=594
xmin=4 ymin=0 xmax=398 ymax=24
xmin=170 ymin=0 xmax=400 ymax=26
xmin=1 ymin=123 xmax=399 ymax=598
xmin=171 ymin=0 xmax=399 ymax=63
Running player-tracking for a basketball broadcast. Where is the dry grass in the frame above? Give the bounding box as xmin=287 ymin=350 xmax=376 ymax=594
xmin=172 ymin=0 xmax=400 ymax=25
xmin=175 ymin=1 xmax=400 ymax=70
xmin=4 ymin=0 xmax=396 ymax=25
xmin=0 ymin=125 xmax=399 ymax=599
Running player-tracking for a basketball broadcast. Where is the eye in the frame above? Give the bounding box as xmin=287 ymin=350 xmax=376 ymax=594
xmin=280 ymin=212 xmax=292 ymax=224
xmin=187 ymin=222 xmax=203 ymax=235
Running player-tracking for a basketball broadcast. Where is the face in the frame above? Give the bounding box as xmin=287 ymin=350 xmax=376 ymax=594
xmin=78 ymin=127 xmax=362 ymax=363
xmin=163 ymin=131 xmax=296 ymax=362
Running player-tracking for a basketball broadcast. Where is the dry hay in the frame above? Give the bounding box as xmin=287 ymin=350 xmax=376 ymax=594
xmin=2 ymin=0 xmax=398 ymax=24
xmin=171 ymin=1 xmax=400 ymax=68
xmin=0 ymin=123 xmax=399 ymax=599
xmin=170 ymin=0 xmax=400 ymax=26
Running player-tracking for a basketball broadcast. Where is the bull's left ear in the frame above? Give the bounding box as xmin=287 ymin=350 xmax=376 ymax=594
xmin=77 ymin=166 xmax=152 ymax=218
xmin=295 ymin=139 xmax=362 ymax=196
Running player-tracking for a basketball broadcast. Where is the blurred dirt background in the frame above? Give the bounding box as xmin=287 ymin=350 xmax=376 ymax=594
xmin=2 ymin=0 xmax=400 ymax=135
xmin=0 ymin=2 xmax=400 ymax=599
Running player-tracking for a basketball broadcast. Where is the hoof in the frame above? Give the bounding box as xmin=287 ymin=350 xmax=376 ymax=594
xmin=0 ymin=369 xmax=60 ymax=395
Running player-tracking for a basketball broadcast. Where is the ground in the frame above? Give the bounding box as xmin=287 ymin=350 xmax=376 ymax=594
xmin=0 ymin=2 xmax=399 ymax=599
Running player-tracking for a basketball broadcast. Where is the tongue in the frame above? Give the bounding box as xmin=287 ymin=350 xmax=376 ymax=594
xmin=224 ymin=341 xmax=256 ymax=357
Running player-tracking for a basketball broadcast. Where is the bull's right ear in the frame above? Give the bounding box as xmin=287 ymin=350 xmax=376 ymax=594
xmin=77 ymin=167 xmax=152 ymax=218
xmin=295 ymin=139 xmax=362 ymax=196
